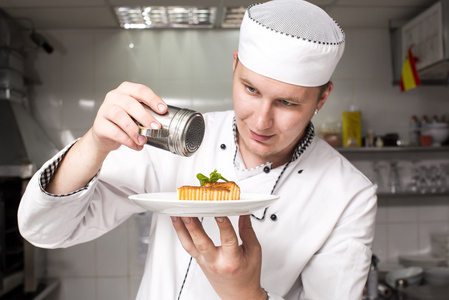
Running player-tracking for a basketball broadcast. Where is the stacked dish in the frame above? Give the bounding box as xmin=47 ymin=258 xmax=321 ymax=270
xmin=386 ymin=267 xmax=424 ymax=288
xmin=423 ymin=267 xmax=449 ymax=286
xmin=399 ymin=254 xmax=447 ymax=268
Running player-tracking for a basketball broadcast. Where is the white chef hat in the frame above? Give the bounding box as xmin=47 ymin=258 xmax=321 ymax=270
xmin=238 ymin=0 xmax=345 ymax=87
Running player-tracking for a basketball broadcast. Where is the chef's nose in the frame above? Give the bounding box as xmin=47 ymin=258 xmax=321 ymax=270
xmin=253 ymin=101 xmax=273 ymax=130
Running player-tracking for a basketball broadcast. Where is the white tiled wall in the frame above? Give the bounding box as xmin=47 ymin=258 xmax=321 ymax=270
xmin=25 ymin=28 xmax=449 ymax=299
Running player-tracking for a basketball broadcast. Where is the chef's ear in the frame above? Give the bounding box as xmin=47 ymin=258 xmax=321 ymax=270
xmin=317 ymin=81 xmax=333 ymax=111
xmin=233 ymin=50 xmax=238 ymax=71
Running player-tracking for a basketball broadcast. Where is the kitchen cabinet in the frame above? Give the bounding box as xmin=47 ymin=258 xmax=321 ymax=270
xmin=337 ymin=146 xmax=449 ymax=198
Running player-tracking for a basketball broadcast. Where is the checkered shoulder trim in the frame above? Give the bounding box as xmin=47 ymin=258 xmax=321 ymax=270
xmin=291 ymin=122 xmax=315 ymax=162
xmin=39 ymin=142 xmax=89 ymax=197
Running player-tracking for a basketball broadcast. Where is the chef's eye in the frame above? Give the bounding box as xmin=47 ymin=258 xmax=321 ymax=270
xmin=279 ymin=99 xmax=295 ymax=106
xmin=245 ymin=85 xmax=257 ymax=93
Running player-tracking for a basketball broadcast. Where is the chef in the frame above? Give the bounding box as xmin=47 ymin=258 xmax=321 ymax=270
xmin=18 ymin=0 xmax=377 ymax=299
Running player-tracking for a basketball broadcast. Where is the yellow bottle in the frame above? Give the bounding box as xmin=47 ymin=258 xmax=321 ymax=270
xmin=342 ymin=105 xmax=362 ymax=147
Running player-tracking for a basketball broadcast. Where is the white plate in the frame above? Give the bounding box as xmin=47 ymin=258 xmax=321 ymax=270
xmin=386 ymin=267 xmax=424 ymax=287
xmin=399 ymin=254 xmax=447 ymax=268
xmin=129 ymin=192 xmax=279 ymax=217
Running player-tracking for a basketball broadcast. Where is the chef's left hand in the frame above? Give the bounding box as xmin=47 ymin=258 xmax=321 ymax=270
xmin=171 ymin=215 xmax=267 ymax=300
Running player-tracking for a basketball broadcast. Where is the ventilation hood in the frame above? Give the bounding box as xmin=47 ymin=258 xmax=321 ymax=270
xmin=0 ymin=10 xmax=59 ymax=178
xmin=390 ymin=0 xmax=449 ymax=84
xmin=0 ymin=100 xmax=59 ymax=178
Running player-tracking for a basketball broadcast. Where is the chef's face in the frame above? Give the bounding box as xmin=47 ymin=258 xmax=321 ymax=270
xmin=232 ymin=52 xmax=332 ymax=169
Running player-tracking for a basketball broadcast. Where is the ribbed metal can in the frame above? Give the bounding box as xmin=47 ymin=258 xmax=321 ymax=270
xmin=138 ymin=103 xmax=205 ymax=157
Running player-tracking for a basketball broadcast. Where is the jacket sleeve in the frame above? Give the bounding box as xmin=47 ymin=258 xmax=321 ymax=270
xmin=299 ymin=183 xmax=377 ymax=299
xmin=18 ymin=142 xmax=147 ymax=249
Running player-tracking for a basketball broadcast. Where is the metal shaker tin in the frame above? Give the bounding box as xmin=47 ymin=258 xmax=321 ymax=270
xmin=138 ymin=103 xmax=205 ymax=157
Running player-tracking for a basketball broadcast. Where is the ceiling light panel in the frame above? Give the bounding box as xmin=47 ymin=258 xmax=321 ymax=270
xmin=221 ymin=7 xmax=246 ymax=28
xmin=115 ymin=6 xmax=217 ymax=29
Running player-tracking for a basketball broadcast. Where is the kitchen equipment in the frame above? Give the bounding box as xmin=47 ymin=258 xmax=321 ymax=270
xmin=0 ymin=177 xmax=49 ymax=298
xmin=373 ymin=161 xmax=388 ymax=193
xmin=398 ymin=254 xmax=446 ymax=268
xmin=408 ymin=163 xmax=430 ymax=194
xmin=138 ymin=103 xmax=205 ymax=157
xmin=367 ymin=255 xmax=379 ymax=299
xmin=400 ymin=285 xmax=449 ymax=300
xmin=421 ymin=122 xmax=449 ymax=146
xmin=423 ymin=267 xmax=449 ymax=286
xmin=408 ymin=115 xmax=421 ymax=146
xmin=341 ymin=105 xmax=361 ymax=147
xmin=0 ymin=9 xmax=59 ymax=299
xmin=317 ymin=121 xmax=341 ymax=147
xmin=383 ymin=133 xmax=400 ymax=147
xmin=388 ymin=161 xmax=402 ymax=193
xmin=128 ymin=192 xmax=280 ymax=217
xmin=419 ymin=135 xmax=433 ymax=147
xmin=385 ymin=267 xmax=424 ymax=288
xmin=377 ymin=283 xmax=393 ymax=299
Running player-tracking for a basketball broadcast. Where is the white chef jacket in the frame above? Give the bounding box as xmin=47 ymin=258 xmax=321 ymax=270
xmin=18 ymin=110 xmax=377 ymax=300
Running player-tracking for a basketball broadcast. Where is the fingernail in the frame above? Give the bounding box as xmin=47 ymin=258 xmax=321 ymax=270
xmin=182 ymin=217 xmax=191 ymax=224
xmin=158 ymin=103 xmax=167 ymax=112
xmin=138 ymin=135 xmax=146 ymax=144
xmin=150 ymin=122 xmax=160 ymax=129
xmin=171 ymin=216 xmax=178 ymax=222
xmin=216 ymin=217 xmax=225 ymax=223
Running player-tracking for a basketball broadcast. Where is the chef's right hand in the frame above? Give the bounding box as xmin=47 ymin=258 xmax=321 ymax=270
xmin=91 ymin=81 xmax=168 ymax=153
xmin=46 ymin=81 xmax=167 ymax=195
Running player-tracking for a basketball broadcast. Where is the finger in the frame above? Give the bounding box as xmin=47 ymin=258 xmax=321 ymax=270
xmin=103 ymin=82 xmax=168 ymax=145
xmin=116 ymin=81 xmax=167 ymax=115
xmin=107 ymin=88 xmax=161 ymax=131
xmin=96 ymin=117 xmax=143 ymax=151
xmin=92 ymin=105 xmax=144 ymax=152
xmin=171 ymin=216 xmax=200 ymax=258
xmin=215 ymin=217 xmax=240 ymax=259
xmin=99 ymin=99 xmax=146 ymax=147
xmin=182 ymin=217 xmax=217 ymax=262
xmin=238 ymin=215 xmax=261 ymax=255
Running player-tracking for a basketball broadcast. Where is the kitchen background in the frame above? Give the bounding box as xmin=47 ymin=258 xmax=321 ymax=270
xmin=1 ymin=0 xmax=449 ymax=299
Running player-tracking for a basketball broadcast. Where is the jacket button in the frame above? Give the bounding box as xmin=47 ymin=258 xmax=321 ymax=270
xmin=270 ymin=214 xmax=277 ymax=221
xmin=263 ymin=166 xmax=270 ymax=173
xmin=220 ymin=144 xmax=226 ymax=149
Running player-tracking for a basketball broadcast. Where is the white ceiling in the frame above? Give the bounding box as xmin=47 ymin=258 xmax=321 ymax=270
xmin=0 ymin=0 xmax=439 ymax=30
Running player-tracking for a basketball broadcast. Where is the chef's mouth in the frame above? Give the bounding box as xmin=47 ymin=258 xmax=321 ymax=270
xmin=250 ymin=130 xmax=275 ymax=142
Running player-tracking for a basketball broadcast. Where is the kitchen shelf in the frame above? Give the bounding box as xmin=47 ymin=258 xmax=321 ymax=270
xmin=337 ymin=147 xmax=449 ymax=202
xmin=377 ymin=192 xmax=449 ymax=198
xmin=336 ymin=146 xmax=449 ymax=161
